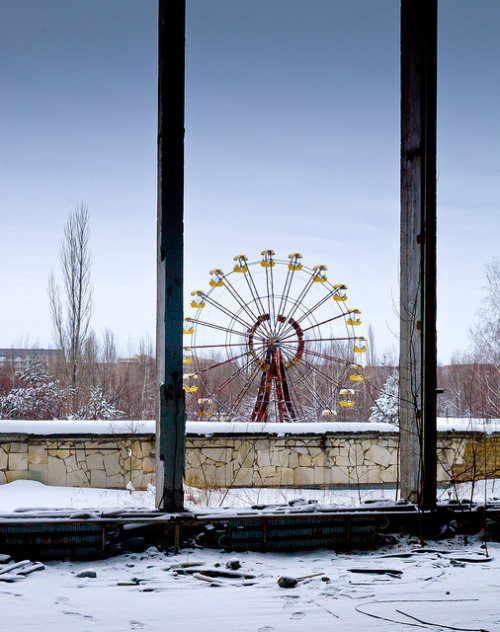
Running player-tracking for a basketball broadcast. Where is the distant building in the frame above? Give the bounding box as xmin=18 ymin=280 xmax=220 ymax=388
xmin=0 ymin=348 xmax=64 ymax=371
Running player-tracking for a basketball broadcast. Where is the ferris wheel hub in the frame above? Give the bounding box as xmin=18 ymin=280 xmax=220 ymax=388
xmin=266 ymin=337 xmax=281 ymax=349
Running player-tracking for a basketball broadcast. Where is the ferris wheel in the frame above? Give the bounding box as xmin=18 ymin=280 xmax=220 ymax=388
xmin=183 ymin=250 xmax=367 ymax=423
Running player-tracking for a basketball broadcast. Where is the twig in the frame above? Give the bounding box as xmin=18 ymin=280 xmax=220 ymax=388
xmin=355 ymin=599 xmax=481 ymax=630
xmin=396 ymin=608 xmax=490 ymax=632
xmin=355 ymin=602 xmax=428 ymax=629
xmin=297 ymin=572 xmax=325 ymax=581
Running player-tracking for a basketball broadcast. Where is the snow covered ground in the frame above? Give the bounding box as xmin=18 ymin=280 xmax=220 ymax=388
xmin=2 ymin=539 xmax=499 ymax=632
xmin=0 ymin=480 xmax=500 ymax=631
xmin=1 ymin=476 xmax=498 ymax=514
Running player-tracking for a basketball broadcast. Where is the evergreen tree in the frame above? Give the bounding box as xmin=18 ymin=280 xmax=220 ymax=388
xmin=0 ymin=356 xmax=69 ymax=420
xmin=75 ymin=383 xmax=124 ymax=420
xmin=369 ymin=371 xmax=399 ymax=425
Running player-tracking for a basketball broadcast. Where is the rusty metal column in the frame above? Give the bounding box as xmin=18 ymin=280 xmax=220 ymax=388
xmin=156 ymin=0 xmax=186 ymax=512
xmin=399 ymin=0 xmax=438 ymax=509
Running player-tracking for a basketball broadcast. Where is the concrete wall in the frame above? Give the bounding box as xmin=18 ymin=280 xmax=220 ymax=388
xmin=1 ymin=420 xmax=496 ymax=490
xmin=185 ymin=432 xmax=400 ymax=488
xmin=0 ymin=434 xmax=156 ymax=490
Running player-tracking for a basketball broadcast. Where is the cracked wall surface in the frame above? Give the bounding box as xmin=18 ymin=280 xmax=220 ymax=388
xmin=0 ymin=428 xmax=485 ymax=490
xmin=0 ymin=435 xmax=155 ymax=490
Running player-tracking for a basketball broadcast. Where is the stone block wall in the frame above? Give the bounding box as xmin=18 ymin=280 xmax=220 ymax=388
xmin=0 ymin=435 xmax=155 ymax=490
xmin=0 ymin=422 xmax=497 ymax=491
xmin=185 ymin=433 xmax=401 ymax=488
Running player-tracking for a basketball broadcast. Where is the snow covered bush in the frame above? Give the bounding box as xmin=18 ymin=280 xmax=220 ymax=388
xmin=369 ymin=371 xmax=399 ymax=425
xmin=0 ymin=356 xmax=70 ymax=420
xmin=74 ymin=383 xmax=124 ymax=420
xmin=0 ymin=357 xmax=124 ymax=421
xmin=0 ymin=382 xmax=68 ymax=420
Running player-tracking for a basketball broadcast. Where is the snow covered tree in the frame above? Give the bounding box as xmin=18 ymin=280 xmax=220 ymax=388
xmin=369 ymin=371 xmax=399 ymax=425
xmin=0 ymin=356 xmax=70 ymax=420
xmin=17 ymin=355 xmax=52 ymax=385
xmin=75 ymin=383 xmax=124 ymax=420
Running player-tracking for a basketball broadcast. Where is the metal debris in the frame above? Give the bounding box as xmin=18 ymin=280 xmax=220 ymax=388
xmin=278 ymin=572 xmax=324 ymax=588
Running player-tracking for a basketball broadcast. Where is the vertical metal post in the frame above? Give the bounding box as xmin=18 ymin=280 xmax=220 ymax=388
xmin=156 ymin=0 xmax=186 ymax=512
xmin=399 ymin=0 xmax=438 ymax=509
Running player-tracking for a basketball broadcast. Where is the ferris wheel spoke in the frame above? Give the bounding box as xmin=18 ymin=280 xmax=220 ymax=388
xmin=231 ymin=363 xmax=264 ymax=411
xmin=276 ymin=267 xmax=294 ymax=325
xmin=188 ymin=342 xmax=249 ymax=350
xmin=277 ymin=344 xmax=295 ymax=363
xmin=300 ymin=313 xmax=351 ymax=334
xmin=249 ymin=345 xmax=270 ymax=366
xmin=287 ymin=364 xmax=333 ymax=412
xmin=248 ymin=337 xmax=268 ymax=354
xmin=189 ymin=317 xmax=250 ymax=339
xmin=301 ymin=335 xmax=357 ymax=345
xmin=205 ymin=355 xmax=258 ymax=399
xmin=278 ymin=342 xmax=298 ymax=358
xmin=205 ymin=397 xmax=238 ymax=420
xmin=290 ymin=362 xmax=337 ymax=407
xmin=295 ymin=356 xmax=344 ymax=390
xmin=200 ymin=293 xmax=255 ymax=331
xmin=242 ymin=267 xmax=274 ymax=338
xmin=222 ymin=275 xmax=265 ymax=328
xmin=292 ymin=289 xmax=337 ymax=326
xmin=302 ymin=347 xmax=351 ymax=366
xmin=280 ymin=312 xmax=349 ymax=342
xmin=279 ymin=374 xmax=308 ymax=421
xmin=243 ymin=264 xmax=267 ymax=316
xmin=265 ymin=266 xmax=276 ymax=329
xmin=196 ymin=349 xmax=254 ymax=375
xmin=276 ymin=274 xmax=316 ymax=338
xmin=276 ymin=268 xmax=310 ymax=337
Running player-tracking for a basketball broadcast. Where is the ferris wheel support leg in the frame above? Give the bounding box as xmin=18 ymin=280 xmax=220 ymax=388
xmin=275 ymin=352 xmax=296 ymax=423
xmin=252 ymin=350 xmax=275 ymax=423
xmin=280 ymin=365 xmax=297 ymax=422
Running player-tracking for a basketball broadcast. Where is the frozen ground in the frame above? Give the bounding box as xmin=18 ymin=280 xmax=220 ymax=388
xmin=1 ymin=539 xmax=499 ymax=632
xmin=1 ymin=531 xmax=498 ymax=631
xmin=1 ymin=481 xmax=500 ymax=631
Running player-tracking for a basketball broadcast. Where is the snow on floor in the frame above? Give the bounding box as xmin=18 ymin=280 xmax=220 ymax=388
xmin=0 ymin=480 xmax=399 ymax=514
xmin=1 ymin=477 xmax=498 ymax=514
xmin=0 ymin=479 xmax=156 ymax=513
xmin=1 ymin=534 xmax=499 ymax=631
xmin=1 ymin=480 xmax=500 ymax=630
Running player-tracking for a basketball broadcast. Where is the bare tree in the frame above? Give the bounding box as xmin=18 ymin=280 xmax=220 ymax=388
xmin=102 ymin=328 xmax=117 ymax=366
xmin=98 ymin=327 xmax=117 ymax=392
xmin=81 ymin=329 xmax=100 ymax=389
xmin=473 ymin=258 xmax=500 ymax=360
xmin=367 ymin=323 xmax=377 ymax=367
xmin=137 ymin=334 xmax=156 ymax=418
xmin=48 ymin=203 xmax=93 ymax=402
xmin=469 ymin=258 xmax=500 ymax=418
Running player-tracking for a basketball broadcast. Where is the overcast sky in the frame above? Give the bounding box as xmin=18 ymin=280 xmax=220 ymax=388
xmin=1 ymin=0 xmax=499 ymax=363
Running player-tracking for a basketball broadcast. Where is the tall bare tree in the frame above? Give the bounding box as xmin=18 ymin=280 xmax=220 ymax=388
xmin=48 ymin=203 xmax=93 ymax=401
xmin=469 ymin=258 xmax=500 ymax=418
xmin=367 ymin=324 xmax=377 ymax=367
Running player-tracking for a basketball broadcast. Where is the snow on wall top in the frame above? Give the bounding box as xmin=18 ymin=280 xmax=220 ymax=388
xmin=437 ymin=417 xmax=500 ymax=433
xmin=186 ymin=421 xmax=398 ymax=435
xmin=0 ymin=419 xmax=155 ymax=435
xmin=0 ymin=417 xmax=498 ymax=436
